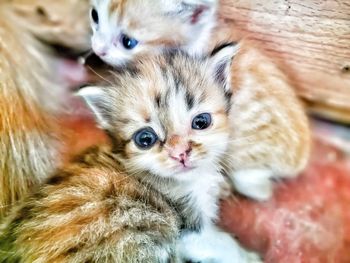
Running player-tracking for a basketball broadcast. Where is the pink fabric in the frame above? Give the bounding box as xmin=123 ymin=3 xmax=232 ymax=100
xmin=220 ymin=139 xmax=350 ymax=263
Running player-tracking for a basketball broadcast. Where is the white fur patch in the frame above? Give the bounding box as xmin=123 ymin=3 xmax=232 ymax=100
xmin=230 ymin=169 xmax=275 ymax=201
xmin=177 ymin=224 xmax=262 ymax=263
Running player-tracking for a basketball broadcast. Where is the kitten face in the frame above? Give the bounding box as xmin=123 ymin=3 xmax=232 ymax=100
xmin=90 ymin=0 xmax=217 ymax=66
xmin=79 ymin=44 xmax=238 ymax=181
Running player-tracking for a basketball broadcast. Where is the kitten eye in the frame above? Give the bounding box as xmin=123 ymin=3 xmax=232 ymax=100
xmin=91 ymin=8 xmax=99 ymax=24
xmin=192 ymin=113 xmax=212 ymax=130
xmin=133 ymin=128 xmax=158 ymax=149
xmin=121 ymin=34 xmax=139 ymax=50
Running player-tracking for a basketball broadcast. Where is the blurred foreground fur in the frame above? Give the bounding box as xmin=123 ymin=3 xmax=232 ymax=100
xmin=0 ymin=146 xmax=180 ymax=263
xmin=0 ymin=0 xmax=90 ymax=217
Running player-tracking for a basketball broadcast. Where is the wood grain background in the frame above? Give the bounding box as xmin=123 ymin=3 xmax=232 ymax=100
xmin=219 ymin=0 xmax=350 ymax=123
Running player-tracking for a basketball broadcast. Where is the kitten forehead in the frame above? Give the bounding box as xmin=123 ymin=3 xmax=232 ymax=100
xmin=106 ymin=51 xmax=229 ymax=135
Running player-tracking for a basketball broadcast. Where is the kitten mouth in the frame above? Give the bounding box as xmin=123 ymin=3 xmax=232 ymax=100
xmin=177 ymin=163 xmax=196 ymax=173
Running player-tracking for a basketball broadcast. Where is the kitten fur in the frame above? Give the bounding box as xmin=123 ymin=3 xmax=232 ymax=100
xmin=225 ymin=41 xmax=311 ymax=200
xmin=0 ymin=1 xmax=90 ymax=217
xmin=89 ymin=0 xmax=311 ymax=200
xmin=90 ymin=0 xmax=217 ymax=66
xmin=0 ymin=146 xmax=181 ymax=263
xmin=0 ymin=45 xmax=259 ymax=262
xmin=8 ymin=0 xmax=91 ymax=50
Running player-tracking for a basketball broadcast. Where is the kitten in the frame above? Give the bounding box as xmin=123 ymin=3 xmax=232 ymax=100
xmin=88 ymin=0 xmax=311 ymax=200
xmin=0 ymin=1 xmax=90 ymax=217
xmin=224 ymin=42 xmax=311 ymax=200
xmin=0 ymin=44 xmax=260 ymax=262
xmin=89 ymin=0 xmax=217 ymax=66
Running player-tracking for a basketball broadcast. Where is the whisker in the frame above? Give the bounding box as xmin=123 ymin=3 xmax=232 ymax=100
xmin=206 ymin=137 xmax=271 ymax=147
xmin=86 ymin=65 xmax=115 ymax=86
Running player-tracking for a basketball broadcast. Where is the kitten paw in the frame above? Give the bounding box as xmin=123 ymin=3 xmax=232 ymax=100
xmin=230 ymin=169 xmax=275 ymax=201
xmin=178 ymin=225 xmax=256 ymax=263
xmin=246 ymin=251 xmax=264 ymax=263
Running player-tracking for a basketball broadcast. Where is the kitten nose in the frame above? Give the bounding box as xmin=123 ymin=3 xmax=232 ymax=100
xmin=170 ymin=146 xmax=192 ymax=165
xmin=92 ymin=42 xmax=107 ymax=57
xmin=94 ymin=49 xmax=107 ymax=57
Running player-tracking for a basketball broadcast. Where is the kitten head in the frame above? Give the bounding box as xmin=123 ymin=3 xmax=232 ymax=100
xmin=78 ymin=43 xmax=238 ymax=181
xmin=7 ymin=0 xmax=91 ymax=50
xmin=90 ymin=0 xmax=217 ymax=66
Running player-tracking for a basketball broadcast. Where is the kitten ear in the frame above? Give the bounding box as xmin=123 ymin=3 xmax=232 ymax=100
xmin=208 ymin=42 xmax=239 ymax=91
xmin=76 ymin=86 xmax=112 ymax=129
xmin=180 ymin=1 xmax=216 ymax=24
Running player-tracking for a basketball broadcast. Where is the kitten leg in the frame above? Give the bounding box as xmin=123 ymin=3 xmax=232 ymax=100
xmin=177 ymin=225 xmax=262 ymax=263
xmin=230 ymin=169 xmax=275 ymax=201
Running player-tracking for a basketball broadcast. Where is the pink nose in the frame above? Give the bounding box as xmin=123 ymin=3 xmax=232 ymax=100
xmin=92 ymin=43 xmax=107 ymax=57
xmin=97 ymin=51 xmax=107 ymax=57
xmin=94 ymin=49 xmax=107 ymax=57
xmin=170 ymin=147 xmax=192 ymax=165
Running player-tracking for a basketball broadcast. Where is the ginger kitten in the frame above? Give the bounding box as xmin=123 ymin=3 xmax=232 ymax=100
xmin=0 ymin=44 xmax=260 ymax=263
xmin=0 ymin=0 xmax=90 ymax=217
xmin=225 ymin=42 xmax=311 ymax=200
xmin=88 ymin=0 xmax=311 ymax=200
xmin=89 ymin=0 xmax=217 ymax=66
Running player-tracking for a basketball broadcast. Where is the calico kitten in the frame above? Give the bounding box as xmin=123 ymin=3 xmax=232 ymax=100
xmin=0 ymin=44 xmax=260 ymax=262
xmin=88 ymin=0 xmax=311 ymax=201
xmin=0 ymin=1 xmax=90 ymax=217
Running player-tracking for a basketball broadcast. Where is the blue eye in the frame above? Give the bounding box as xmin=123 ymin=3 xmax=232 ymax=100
xmin=133 ymin=128 xmax=158 ymax=149
xmin=121 ymin=34 xmax=139 ymax=50
xmin=192 ymin=113 xmax=212 ymax=130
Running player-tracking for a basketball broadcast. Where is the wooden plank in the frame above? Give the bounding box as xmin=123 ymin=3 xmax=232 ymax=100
xmin=219 ymin=0 xmax=350 ymax=121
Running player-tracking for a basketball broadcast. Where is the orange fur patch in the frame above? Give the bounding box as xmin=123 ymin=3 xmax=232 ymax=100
xmin=168 ymin=135 xmax=181 ymax=148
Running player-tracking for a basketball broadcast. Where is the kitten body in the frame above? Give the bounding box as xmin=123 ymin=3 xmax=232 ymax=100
xmin=89 ymin=0 xmax=311 ymax=200
xmin=0 ymin=147 xmax=180 ymax=263
xmin=0 ymin=45 xmax=259 ymax=262
xmin=225 ymin=42 xmax=311 ymax=200
xmin=0 ymin=1 xmax=90 ymax=217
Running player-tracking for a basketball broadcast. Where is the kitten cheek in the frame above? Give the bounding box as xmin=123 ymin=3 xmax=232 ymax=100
xmin=156 ymin=153 xmax=168 ymax=164
xmin=124 ymin=144 xmax=141 ymax=158
xmin=212 ymin=120 xmax=230 ymax=135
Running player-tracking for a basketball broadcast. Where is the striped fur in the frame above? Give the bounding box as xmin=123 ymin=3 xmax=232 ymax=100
xmin=0 ymin=147 xmax=180 ymax=263
xmin=225 ymin=41 xmax=311 ymax=200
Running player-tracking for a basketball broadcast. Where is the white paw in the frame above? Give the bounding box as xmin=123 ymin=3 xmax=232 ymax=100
xmin=230 ymin=169 xmax=275 ymax=201
xmin=177 ymin=225 xmax=256 ymax=263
